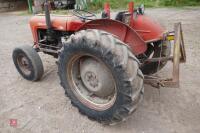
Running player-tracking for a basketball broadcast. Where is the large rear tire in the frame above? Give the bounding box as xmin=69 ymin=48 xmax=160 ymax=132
xmin=58 ymin=30 xmax=144 ymax=125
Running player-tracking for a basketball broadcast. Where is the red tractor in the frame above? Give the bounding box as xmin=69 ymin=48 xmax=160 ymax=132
xmin=12 ymin=1 xmax=186 ymax=124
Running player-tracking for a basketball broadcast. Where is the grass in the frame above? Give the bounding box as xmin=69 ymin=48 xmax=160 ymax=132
xmin=87 ymin=0 xmax=200 ymax=10
xmin=15 ymin=0 xmax=200 ymax=16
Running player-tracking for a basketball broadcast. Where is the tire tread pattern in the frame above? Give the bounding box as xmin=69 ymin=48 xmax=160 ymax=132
xmin=58 ymin=30 xmax=144 ymax=125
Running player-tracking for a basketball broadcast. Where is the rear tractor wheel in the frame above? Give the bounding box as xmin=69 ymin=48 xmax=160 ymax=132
xmin=58 ymin=30 xmax=144 ymax=124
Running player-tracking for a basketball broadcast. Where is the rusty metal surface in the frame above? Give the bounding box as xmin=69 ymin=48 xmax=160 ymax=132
xmin=145 ymin=56 xmax=173 ymax=63
xmin=145 ymin=22 xmax=186 ymax=88
xmin=180 ymin=23 xmax=187 ymax=63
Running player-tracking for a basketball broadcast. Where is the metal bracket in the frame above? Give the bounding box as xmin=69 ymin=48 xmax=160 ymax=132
xmin=145 ymin=22 xmax=186 ymax=88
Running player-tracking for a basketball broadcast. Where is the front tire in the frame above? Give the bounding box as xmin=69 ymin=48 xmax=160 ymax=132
xmin=12 ymin=45 xmax=44 ymax=81
xmin=58 ymin=30 xmax=144 ymax=124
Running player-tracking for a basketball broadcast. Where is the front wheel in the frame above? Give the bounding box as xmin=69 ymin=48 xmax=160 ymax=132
xmin=12 ymin=45 xmax=44 ymax=81
xmin=58 ymin=30 xmax=144 ymax=124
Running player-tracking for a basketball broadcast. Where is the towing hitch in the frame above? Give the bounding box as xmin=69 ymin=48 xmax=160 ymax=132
xmin=145 ymin=22 xmax=186 ymax=88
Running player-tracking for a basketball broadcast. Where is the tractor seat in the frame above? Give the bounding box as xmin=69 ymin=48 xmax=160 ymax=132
xmin=115 ymin=11 xmax=127 ymax=22
xmin=101 ymin=11 xmax=130 ymax=23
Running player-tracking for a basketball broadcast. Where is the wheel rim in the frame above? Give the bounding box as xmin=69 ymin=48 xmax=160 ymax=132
xmin=17 ymin=54 xmax=31 ymax=75
xmin=67 ymin=54 xmax=117 ymax=111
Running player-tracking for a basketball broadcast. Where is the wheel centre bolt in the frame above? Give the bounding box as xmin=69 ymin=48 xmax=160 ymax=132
xmin=85 ymin=72 xmax=99 ymax=88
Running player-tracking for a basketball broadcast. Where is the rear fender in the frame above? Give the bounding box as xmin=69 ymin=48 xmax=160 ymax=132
xmin=78 ymin=19 xmax=147 ymax=55
xmin=131 ymin=15 xmax=165 ymax=43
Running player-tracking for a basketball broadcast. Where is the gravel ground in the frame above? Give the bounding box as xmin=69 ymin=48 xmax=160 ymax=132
xmin=0 ymin=7 xmax=200 ymax=133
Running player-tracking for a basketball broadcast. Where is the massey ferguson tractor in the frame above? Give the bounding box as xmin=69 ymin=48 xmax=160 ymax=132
xmin=12 ymin=1 xmax=186 ymax=124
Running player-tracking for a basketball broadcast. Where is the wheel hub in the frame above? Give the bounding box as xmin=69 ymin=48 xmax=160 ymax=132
xmin=21 ymin=57 xmax=29 ymax=67
xmin=84 ymin=71 xmax=99 ymax=89
xmin=17 ymin=55 xmax=31 ymax=75
xmin=80 ymin=58 xmax=115 ymax=97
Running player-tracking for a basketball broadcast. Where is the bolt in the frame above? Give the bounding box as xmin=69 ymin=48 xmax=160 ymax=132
xmin=77 ymin=75 xmax=81 ymax=79
xmin=89 ymin=79 xmax=98 ymax=88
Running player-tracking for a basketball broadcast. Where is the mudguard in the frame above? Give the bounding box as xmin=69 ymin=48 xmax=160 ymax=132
xmin=78 ymin=19 xmax=147 ymax=55
xmin=131 ymin=14 xmax=165 ymax=43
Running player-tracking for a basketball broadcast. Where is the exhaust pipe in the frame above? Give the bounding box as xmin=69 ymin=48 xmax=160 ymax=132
xmin=44 ymin=0 xmax=52 ymax=30
xmin=44 ymin=0 xmax=54 ymax=41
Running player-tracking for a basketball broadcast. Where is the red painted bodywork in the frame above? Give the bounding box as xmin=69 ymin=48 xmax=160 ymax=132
xmin=131 ymin=15 xmax=165 ymax=43
xmin=78 ymin=19 xmax=146 ymax=55
xmin=30 ymin=14 xmax=83 ymax=43
xmin=30 ymin=7 xmax=165 ymax=55
xmin=128 ymin=2 xmax=134 ymax=22
xmin=103 ymin=3 xmax=111 ymax=18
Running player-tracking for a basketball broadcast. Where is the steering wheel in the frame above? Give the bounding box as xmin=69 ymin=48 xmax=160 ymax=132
xmin=72 ymin=10 xmax=97 ymax=20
